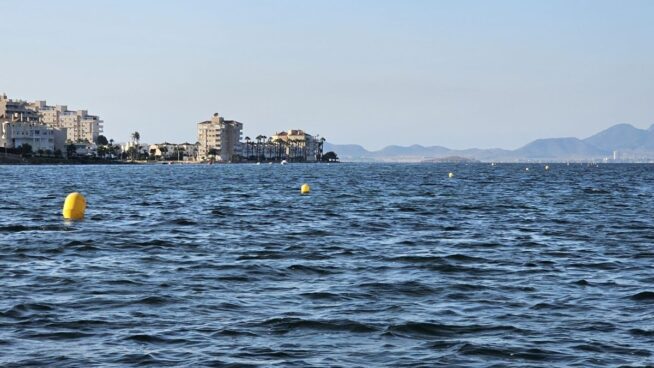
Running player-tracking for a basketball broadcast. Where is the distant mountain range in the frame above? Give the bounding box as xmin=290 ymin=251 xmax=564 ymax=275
xmin=324 ymin=123 xmax=654 ymax=162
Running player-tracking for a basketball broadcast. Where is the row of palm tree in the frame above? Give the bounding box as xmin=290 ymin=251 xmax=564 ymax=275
xmin=242 ymin=135 xmax=325 ymax=162
xmin=149 ymin=144 xmax=189 ymax=161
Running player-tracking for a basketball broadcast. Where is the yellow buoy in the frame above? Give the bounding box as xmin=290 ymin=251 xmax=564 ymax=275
xmin=300 ymin=183 xmax=311 ymax=194
xmin=62 ymin=192 xmax=86 ymax=220
xmin=448 ymin=172 xmax=454 ymax=178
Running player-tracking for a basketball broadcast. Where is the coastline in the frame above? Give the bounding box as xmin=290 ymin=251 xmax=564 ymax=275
xmin=0 ymin=154 xmax=135 ymax=165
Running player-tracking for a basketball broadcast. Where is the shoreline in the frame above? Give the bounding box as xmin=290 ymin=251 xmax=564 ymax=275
xmin=0 ymin=156 xmax=338 ymax=165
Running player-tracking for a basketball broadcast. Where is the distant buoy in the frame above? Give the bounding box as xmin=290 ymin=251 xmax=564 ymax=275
xmin=545 ymin=165 xmax=549 ymax=170
xmin=448 ymin=172 xmax=454 ymax=178
xmin=281 ymin=160 xmax=288 ymax=165
xmin=62 ymin=192 xmax=86 ymax=220
xmin=300 ymin=183 xmax=311 ymax=194
xmin=525 ymin=167 xmax=529 ymax=171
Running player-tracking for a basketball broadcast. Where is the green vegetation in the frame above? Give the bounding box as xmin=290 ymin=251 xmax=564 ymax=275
xmin=321 ymin=151 xmax=339 ymax=162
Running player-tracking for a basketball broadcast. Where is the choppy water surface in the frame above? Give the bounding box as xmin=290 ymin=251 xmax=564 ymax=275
xmin=1 ymin=163 xmax=654 ymax=367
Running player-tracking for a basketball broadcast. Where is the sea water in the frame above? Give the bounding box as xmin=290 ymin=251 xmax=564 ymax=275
xmin=1 ymin=163 xmax=653 ymax=367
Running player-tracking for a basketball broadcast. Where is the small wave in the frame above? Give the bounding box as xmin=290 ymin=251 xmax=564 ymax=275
xmin=387 ymin=255 xmax=444 ymax=263
xmin=300 ymin=291 xmax=347 ymax=301
xmin=530 ymin=302 xmax=569 ymax=310
xmin=359 ymin=280 xmax=438 ymax=297
xmin=397 ymin=206 xmax=419 ymax=213
xmin=576 ymin=322 xmax=616 ymax=333
xmin=124 ymin=334 xmax=186 ymax=344
xmin=170 ymin=218 xmax=197 ymax=226
xmin=449 ymin=283 xmax=486 ymax=292
xmin=114 ymin=353 xmax=178 ymax=365
xmin=211 ymin=302 xmax=245 ymax=311
xmin=629 ymin=328 xmax=654 ymax=336
xmin=445 ymin=292 xmax=471 ymax=300
xmin=385 ymin=322 xmax=525 ymax=338
xmin=238 ymin=251 xmax=286 ymax=260
xmin=44 ymin=319 xmax=111 ymax=329
xmin=583 ymin=187 xmax=610 ymax=194
xmin=569 ymin=261 xmax=621 ymax=270
xmin=131 ymin=239 xmax=175 ymax=248
xmin=444 ymin=253 xmax=485 ymax=262
xmin=211 ymin=329 xmax=258 ymax=337
xmin=0 ymin=224 xmax=70 ymax=233
xmin=233 ymin=347 xmax=298 ymax=360
xmin=286 ymin=264 xmax=337 ymax=275
xmin=574 ymin=342 xmax=651 ymax=357
xmin=0 ymin=224 xmax=29 ymax=232
xmin=23 ymin=331 xmax=96 ymax=340
xmin=458 ymin=343 xmax=567 ymax=361
xmin=287 ymin=229 xmax=333 ymax=237
xmin=1 ymin=303 xmax=55 ymax=319
xmin=630 ymin=291 xmax=654 ymax=301
xmin=131 ymin=296 xmax=174 ymax=306
xmin=105 ymin=278 xmax=144 ymax=286
xmin=216 ymin=275 xmax=253 ymax=282
xmin=261 ymin=317 xmax=378 ymax=334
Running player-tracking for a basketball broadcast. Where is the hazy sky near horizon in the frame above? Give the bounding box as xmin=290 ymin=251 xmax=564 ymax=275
xmin=1 ymin=0 xmax=653 ymax=150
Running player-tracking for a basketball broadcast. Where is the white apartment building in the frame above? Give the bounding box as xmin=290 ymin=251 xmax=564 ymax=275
xmin=149 ymin=142 xmax=199 ymax=161
xmin=31 ymin=101 xmax=103 ymax=143
xmin=197 ymin=113 xmax=243 ymax=161
xmin=0 ymin=121 xmax=67 ymax=153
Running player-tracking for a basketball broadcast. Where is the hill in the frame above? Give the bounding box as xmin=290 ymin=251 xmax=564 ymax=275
xmin=324 ymin=123 xmax=654 ymax=162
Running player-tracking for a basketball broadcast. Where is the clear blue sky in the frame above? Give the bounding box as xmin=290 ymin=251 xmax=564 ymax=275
xmin=1 ymin=0 xmax=652 ymax=150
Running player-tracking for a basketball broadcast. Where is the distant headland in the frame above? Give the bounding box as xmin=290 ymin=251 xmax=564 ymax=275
xmin=326 ymin=123 xmax=654 ymax=163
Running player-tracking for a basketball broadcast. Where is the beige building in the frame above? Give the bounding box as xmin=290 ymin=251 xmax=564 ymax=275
xmin=1 ymin=94 xmax=103 ymax=144
xmin=197 ymin=113 xmax=242 ymax=161
xmin=30 ymin=101 xmax=103 ymax=143
xmin=1 ymin=120 xmax=67 ymax=153
xmin=0 ymin=94 xmax=39 ymax=122
xmin=270 ymin=129 xmax=321 ymax=162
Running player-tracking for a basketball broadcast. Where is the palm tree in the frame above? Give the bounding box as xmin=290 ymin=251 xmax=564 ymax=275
xmin=260 ymin=135 xmax=267 ymax=161
xmin=131 ymin=131 xmax=140 ymax=161
xmin=160 ymin=146 xmax=169 ymax=160
xmin=288 ymin=138 xmax=297 ymax=161
xmin=276 ymin=139 xmax=283 ymax=161
xmin=318 ymin=137 xmax=326 ymax=161
xmin=244 ymin=136 xmax=251 ymax=160
xmin=280 ymin=139 xmax=288 ymax=161
xmin=266 ymin=137 xmax=273 ymax=161
xmin=255 ymin=135 xmax=264 ymax=160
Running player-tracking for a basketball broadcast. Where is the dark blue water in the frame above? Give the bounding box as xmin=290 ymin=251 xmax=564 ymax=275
xmin=1 ymin=163 xmax=654 ymax=367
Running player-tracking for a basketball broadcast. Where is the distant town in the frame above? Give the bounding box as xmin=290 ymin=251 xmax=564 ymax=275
xmin=0 ymin=93 xmax=339 ymax=164
xmin=4 ymin=92 xmax=653 ymax=164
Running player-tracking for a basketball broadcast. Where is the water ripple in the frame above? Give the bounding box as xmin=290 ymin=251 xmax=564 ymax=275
xmin=1 ymin=163 xmax=653 ymax=366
